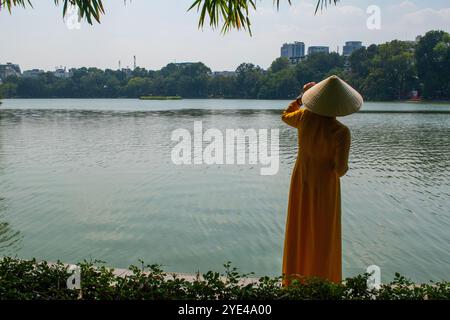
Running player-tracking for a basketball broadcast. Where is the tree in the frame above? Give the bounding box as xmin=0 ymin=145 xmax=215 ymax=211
xmin=124 ymin=77 xmax=150 ymax=98
xmin=258 ymin=68 xmax=298 ymax=99
xmin=269 ymin=57 xmax=291 ymax=73
xmin=416 ymin=30 xmax=450 ymax=100
xmin=0 ymin=81 xmax=18 ymax=98
xmin=293 ymin=52 xmax=344 ymax=89
xmin=235 ymin=63 xmax=264 ymax=98
xmin=16 ymin=77 xmax=47 ymax=98
xmin=208 ymin=75 xmax=235 ymax=98
xmin=158 ymin=62 xmax=211 ymax=98
xmin=0 ymin=1 xmax=338 ymax=35
xmin=347 ymin=41 xmax=419 ymax=101
xmin=348 ymin=45 xmax=376 ymax=79
xmin=2 ymin=32 xmax=447 ymax=101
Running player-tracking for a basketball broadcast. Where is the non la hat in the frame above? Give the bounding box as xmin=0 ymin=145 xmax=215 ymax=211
xmin=302 ymin=75 xmax=363 ymax=117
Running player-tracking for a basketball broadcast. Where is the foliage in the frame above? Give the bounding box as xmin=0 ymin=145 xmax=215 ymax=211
xmin=0 ymin=0 xmax=104 ymax=24
xmin=347 ymin=41 xmax=420 ymax=100
xmin=0 ymin=257 xmax=448 ymax=300
xmin=234 ymin=63 xmax=265 ymax=98
xmin=0 ymin=31 xmax=448 ymax=101
xmin=415 ymin=30 xmax=450 ymax=100
xmin=0 ymin=257 xmax=79 ymax=299
xmin=0 ymin=1 xmax=338 ymax=35
xmin=139 ymin=96 xmax=182 ymax=100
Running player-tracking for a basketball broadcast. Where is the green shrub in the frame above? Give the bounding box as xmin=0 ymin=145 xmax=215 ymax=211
xmin=0 ymin=257 xmax=448 ymax=300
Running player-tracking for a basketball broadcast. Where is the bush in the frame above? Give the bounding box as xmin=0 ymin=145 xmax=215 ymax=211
xmin=0 ymin=257 xmax=448 ymax=300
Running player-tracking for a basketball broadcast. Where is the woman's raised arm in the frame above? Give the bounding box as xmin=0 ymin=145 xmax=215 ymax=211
xmin=334 ymin=127 xmax=351 ymax=177
xmin=281 ymin=100 xmax=304 ymax=128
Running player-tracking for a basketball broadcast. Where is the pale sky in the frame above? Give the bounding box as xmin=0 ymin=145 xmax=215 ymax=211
xmin=1 ymin=0 xmax=449 ymax=72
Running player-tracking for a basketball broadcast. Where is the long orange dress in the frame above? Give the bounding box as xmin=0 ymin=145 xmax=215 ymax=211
xmin=281 ymin=100 xmax=351 ymax=284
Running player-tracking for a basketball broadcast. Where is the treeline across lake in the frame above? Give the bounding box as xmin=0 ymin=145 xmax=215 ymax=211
xmin=1 ymin=30 xmax=449 ymax=101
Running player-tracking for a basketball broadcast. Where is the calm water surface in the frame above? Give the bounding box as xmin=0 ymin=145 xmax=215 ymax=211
xmin=0 ymin=99 xmax=449 ymax=282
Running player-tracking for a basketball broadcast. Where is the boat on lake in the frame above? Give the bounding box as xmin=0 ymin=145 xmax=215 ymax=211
xmin=139 ymin=95 xmax=182 ymax=100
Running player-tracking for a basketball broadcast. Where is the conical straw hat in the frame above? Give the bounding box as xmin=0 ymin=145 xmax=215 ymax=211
xmin=302 ymin=75 xmax=363 ymax=117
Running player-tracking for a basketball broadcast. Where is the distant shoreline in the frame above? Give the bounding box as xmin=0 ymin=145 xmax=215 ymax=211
xmin=139 ymin=95 xmax=182 ymax=100
xmin=1 ymin=97 xmax=450 ymax=104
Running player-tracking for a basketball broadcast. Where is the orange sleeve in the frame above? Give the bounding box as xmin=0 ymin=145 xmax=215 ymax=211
xmin=281 ymin=100 xmax=304 ymax=128
xmin=334 ymin=127 xmax=351 ymax=177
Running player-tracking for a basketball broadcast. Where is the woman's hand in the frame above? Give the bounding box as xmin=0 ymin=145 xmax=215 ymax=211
xmin=303 ymin=82 xmax=316 ymax=93
xmin=296 ymin=82 xmax=316 ymax=105
xmin=283 ymin=81 xmax=316 ymax=126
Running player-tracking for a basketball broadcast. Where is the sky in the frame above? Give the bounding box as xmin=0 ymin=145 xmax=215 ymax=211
xmin=1 ymin=0 xmax=449 ymax=72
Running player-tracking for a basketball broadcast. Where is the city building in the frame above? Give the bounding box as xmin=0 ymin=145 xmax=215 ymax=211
xmin=119 ymin=67 xmax=133 ymax=79
xmin=281 ymin=42 xmax=306 ymax=64
xmin=307 ymin=46 xmax=330 ymax=56
xmin=342 ymin=41 xmax=364 ymax=57
xmin=210 ymin=71 xmax=236 ymax=77
xmin=53 ymin=67 xmax=72 ymax=78
xmin=0 ymin=62 xmax=21 ymax=80
xmin=22 ymin=69 xmax=45 ymax=78
xmin=173 ymin=62 xmax=196 ymax=67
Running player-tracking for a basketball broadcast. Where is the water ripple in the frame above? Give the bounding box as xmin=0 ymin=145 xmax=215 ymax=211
xmin=0 ymin=106 xmax=449 ymax=282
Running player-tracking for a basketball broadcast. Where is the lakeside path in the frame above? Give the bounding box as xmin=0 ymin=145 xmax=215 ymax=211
xmin=52 ymin=262 xmax=260 ymax=286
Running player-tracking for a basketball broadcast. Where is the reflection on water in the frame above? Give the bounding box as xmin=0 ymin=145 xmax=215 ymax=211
xmin=0 ymin=221 xmax=22 ymax=252
xmin=0 ymin=103 xmax=449 ymax=282
xmin=0 ymin=195 xmax=23 ymax=253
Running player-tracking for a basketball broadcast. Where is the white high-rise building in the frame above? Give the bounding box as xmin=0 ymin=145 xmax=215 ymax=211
xmin=307 ymin=46 xmax=330 ymax=56
xmin=0 ymin=62 xmax=21 ymax=80
xmin=343 ymin=41 xmax=364 ymax=57
xmin=23 ymin=69 xmax=45 ymax=78
xmin=281 ymin=42 xmax=306 ymax=64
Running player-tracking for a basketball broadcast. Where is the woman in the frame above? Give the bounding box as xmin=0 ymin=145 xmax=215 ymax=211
xmin=281 ymin=75 xmax=363 ymax=284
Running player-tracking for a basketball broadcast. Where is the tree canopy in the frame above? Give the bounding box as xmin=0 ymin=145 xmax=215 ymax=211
xmin=415 ymin=31 xmax=450 ymax=100
xmin=2 ymin=31 xmax=448 ymax=101
xmin=0 ymin=0 xmax=338 ymax=34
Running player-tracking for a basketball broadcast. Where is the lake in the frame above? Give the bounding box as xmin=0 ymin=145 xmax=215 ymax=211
xmin=0 ymin=99 xmax=449 ymax=282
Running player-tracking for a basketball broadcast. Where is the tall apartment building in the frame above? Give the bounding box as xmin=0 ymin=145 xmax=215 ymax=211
xmin=343 ymin=41 xmax=364 ymax=57
xmin=281 ymin=42 xmax=306 ymax=64
xmin=0 ymin=62 xmax=21 ymax=80
xmin=23 ymin=69 xmax=45 ymax=78
xmin=307 ymin=46 xmax=330 ymax=55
